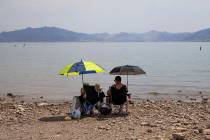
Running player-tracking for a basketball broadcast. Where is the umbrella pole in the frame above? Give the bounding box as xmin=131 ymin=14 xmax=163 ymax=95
xmin=126 ymin=74 xmax=129 ymax=113
xmin=126 ymin=74 xmax=128 ymax=90
xmin=82 ymin=74 xmax=84 ymax=85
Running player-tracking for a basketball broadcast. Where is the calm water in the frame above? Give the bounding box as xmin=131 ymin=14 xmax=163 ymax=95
xmin=0 ymin=42 xmax=210 ymax=100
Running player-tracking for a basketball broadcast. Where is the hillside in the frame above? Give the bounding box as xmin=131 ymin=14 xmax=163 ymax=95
xmin=0 ymin=27 xmax=210 ymax=42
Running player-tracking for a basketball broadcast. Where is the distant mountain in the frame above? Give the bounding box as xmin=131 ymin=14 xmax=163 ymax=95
xmin=0 ymin=26 xmax=210 ymax=42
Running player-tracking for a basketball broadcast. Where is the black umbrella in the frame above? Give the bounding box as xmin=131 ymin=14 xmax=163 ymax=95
xmin=109 ymin=65 xmax=146 ymax=89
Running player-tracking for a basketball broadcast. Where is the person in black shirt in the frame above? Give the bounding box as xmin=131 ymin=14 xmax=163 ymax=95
xmin=107 ymin=76 xmax=128 ymax=113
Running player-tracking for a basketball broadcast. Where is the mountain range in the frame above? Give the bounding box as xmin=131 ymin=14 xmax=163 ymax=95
xmin=0 ymin=26 xmax=210 ymax=42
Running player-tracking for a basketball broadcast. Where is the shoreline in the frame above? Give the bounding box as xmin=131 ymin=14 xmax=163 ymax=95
xmin=1 ymin=94 xmax=210 ymax=140
xmin=1 ymin=89 xmax=209 ymax=104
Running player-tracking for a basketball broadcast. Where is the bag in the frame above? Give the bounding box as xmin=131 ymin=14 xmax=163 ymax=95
xmin=70 ymin=108 xmax=81 ymax=119
xmin=70 ymin=96 xmax=82 ymax=119
xmin=99 ymin=103 xmax=112 ymax=115
xmin=71 ymin=96 xmax=81 ymax=111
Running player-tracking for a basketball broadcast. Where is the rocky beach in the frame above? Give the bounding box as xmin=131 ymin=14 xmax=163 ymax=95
xmin=0 ymin=94 xmax=210 ymax=140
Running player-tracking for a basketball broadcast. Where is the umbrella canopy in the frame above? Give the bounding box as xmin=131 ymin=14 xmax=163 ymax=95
xmin=110 ymin=65 xmax=146 ymax=75
xmin=109 ymin=65 xmax=146 ymax=89
xmin=59 ymin=60 xmax=105 ymax=83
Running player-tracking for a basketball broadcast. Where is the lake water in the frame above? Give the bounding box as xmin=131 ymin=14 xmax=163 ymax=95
xmin=0 ymin=42 xmax=210 ymax=100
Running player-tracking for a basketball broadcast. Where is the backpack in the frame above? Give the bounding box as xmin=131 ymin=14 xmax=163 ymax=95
xmin=99 ymin=103 xmax=112 ymax=115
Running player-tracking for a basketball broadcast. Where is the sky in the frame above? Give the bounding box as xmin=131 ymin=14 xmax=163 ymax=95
xmin=0 ymin=0 xmax=210 ymax=33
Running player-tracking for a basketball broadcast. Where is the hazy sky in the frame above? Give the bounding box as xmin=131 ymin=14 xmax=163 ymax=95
xmin=0 ymin=0 xmax=210 ymax=33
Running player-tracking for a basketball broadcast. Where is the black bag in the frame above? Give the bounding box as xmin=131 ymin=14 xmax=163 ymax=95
xmin=99 ymin=103 xmax=112 ymax=115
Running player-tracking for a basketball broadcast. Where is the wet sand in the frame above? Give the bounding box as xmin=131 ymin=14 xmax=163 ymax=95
xmin=0 ymin=94 xmax=210 ymax=140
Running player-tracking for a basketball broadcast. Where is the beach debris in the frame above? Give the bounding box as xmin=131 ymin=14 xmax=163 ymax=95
xmin=172 ymin=132 xmax=186 ymax=140
xmin=177 ymin=90 xmax=182 ymax=93
xmin=7 ymin=93 xmax=15 ymax=98
xmin=199 ymin=91 xmax=202 ymax=94
xmin=40 ymin=96 xmax=44 ymax=99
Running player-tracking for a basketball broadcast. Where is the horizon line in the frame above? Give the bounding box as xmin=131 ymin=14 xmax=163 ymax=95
xmin=1 ymin=26 xmax=210 ymax=35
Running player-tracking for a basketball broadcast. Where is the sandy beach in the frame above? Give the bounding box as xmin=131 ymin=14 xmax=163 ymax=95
xmin=0 ymin=94 xmax=210 ymax=140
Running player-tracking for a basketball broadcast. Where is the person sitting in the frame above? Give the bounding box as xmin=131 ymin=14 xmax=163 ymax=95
xmin=80 ymin=83 xmax=105 ymax=115
xmin=107 ymin=76 xmax=128 ymax=113
xmin=94 ymin=84 xmax=105 ymax=109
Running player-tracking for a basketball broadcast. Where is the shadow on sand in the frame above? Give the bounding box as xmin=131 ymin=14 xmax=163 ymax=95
xmin=39 ymin=113 xmax=128 ymax=122
xmin=39 ymin=115 xmax=66 ymax=122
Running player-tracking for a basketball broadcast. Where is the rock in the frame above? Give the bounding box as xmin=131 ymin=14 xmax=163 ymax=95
xmin=64 ymin=116 xmax=71 ymax=121
xmin=97 ymin=125 xmax=111 ymax=130
xmin=140 ymin=122 xmax=150 ymax=126
xmin=111 ymin=120 xmax=116 ymax=124
xmin=193 ymin=129 xmax=200 ymax=134
xmin=98 ymin=126 xmax=106 ymax=130
xmin=105 ymin=127 xmax=110 ymax=130
xmin=198 ymin=128 xmax=203 ymax=133
xmin=177 ymin=90 xmax=182 ymax=93
xmin=83 ymin=132 xmax=88 ymax=134
xmin=206 ymin=124 xmax=210 ymax=129
xmin=40 ymin=96 xmax=44 ymax=99
xmin=156 ymin=120 xmax=163 ymax=124
xmin=177 ymin=100 xmax=182 ymax=103
xmin=150 ymin=124 xmax=158 ymax=127
xmin=175 ymin=127 xmax=187 ymax=132
xmin=160 ymin=126 xmax=166 ymax=130
xmin=7 ymin=93 xmax=15 ymax=98
xmin=125 ymin=136 xmax=138 ymax=140
xmin=190 ymin=98 xmax=196 ymax=101
xmin=37 ymin=102 xmax=48 ymax=107
xmin=203 ymin=129 xmax=210 ymax=135
xmin=172 ymin=133 xmax=185 ymax=140
xmin=16 ymin=110 xmax=24 ymax=115
xmin=9 ymin=116 xmax=18 ymax=122
xmin=205 ymin=135 xmax=210 ymax=140
xmin=202 ymin=98 xmax=209 ymax=103
xmin=152 ymin=136 xmax=164 ymax=140
xmin=128 ymin=127 xmax=135 ymax=131
xmin=17 ymin=105 xmax=25 ymax=112
xmin=147 ymin=129 xmax=152 ymax=133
